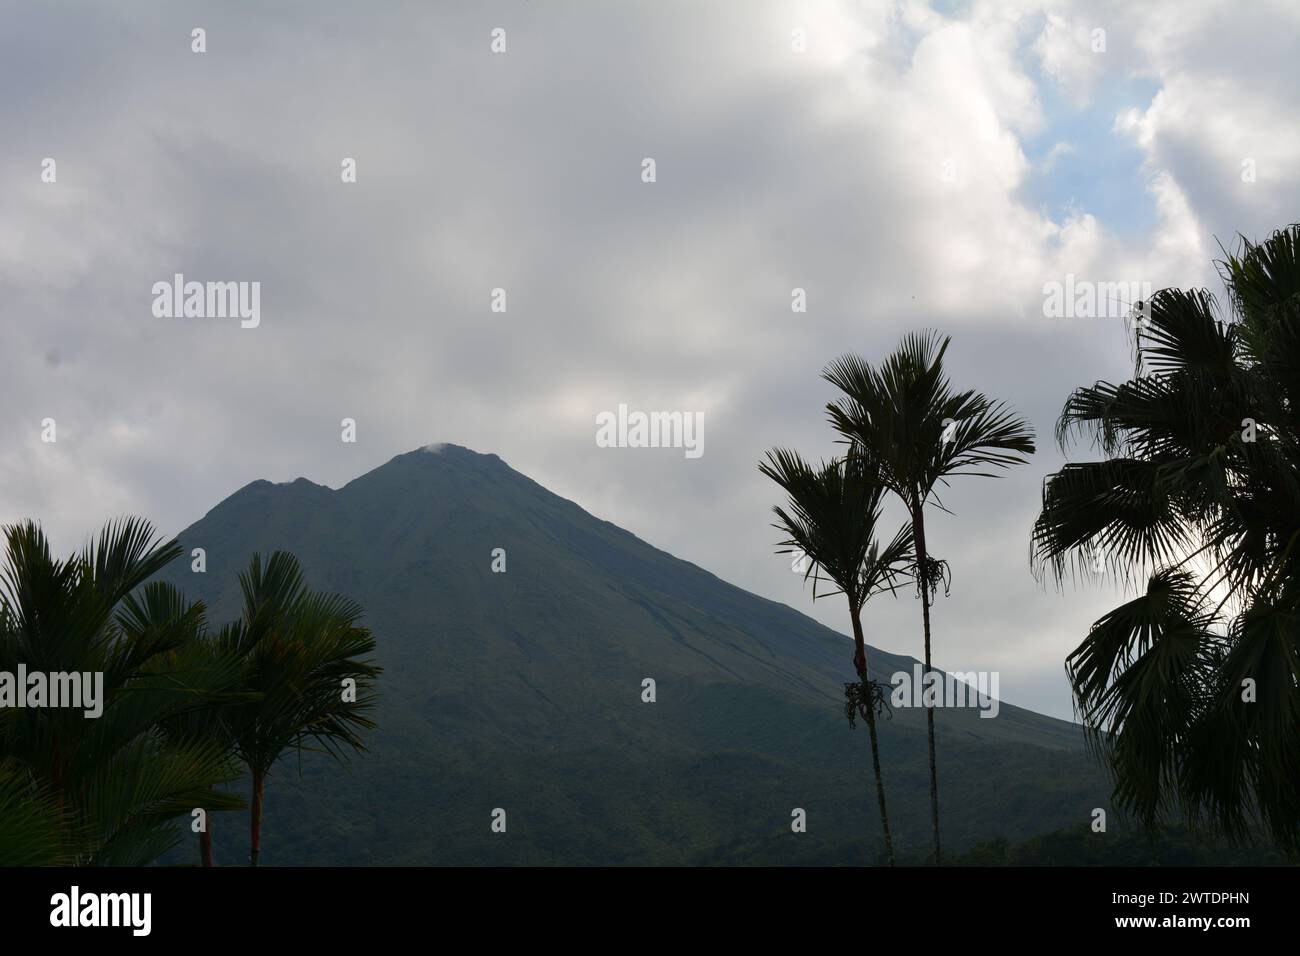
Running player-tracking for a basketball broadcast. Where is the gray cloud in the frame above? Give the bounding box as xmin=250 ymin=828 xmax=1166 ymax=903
xmin=1 ymin=0 xmax=1295 ymax=720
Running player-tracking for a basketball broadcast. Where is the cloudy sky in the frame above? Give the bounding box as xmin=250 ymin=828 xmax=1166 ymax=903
xmin=2 ymin=0 xmax=1296 ymax=720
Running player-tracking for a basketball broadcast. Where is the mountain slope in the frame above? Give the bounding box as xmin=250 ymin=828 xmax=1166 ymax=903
xmin=159 ymin=444 xmax=1107 ymax=865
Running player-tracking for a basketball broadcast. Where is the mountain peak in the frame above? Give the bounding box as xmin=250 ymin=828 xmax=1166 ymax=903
xmin=163 ymin=439 xmax=1103 ymax=864
xmin=376 ymin=443 xmax=507 ymax=473
xmin=408 ymin=442 xmax=497 ymax=461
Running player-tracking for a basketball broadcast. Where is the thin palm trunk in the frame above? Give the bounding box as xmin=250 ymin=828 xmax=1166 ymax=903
xmin=912 ymin=505 xmax=942 ymax=865
xmin=249 ymin=772 xmax=264 ymax=867
xmin=851 ymin=611 xmax=895 ymax=867
xmin=199 ymin=824 xmax=214 ymax=867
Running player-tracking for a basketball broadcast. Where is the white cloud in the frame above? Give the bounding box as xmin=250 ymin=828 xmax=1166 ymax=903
xmin=1034 ymin=10 xmax=1107 ymax=106
xmin=1041 ymin=140 xmax=1074 ymax=170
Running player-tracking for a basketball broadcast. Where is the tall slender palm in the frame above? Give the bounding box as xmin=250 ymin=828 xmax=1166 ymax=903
xmin=218 ymin=552 xmax=380 ymax=866
xmin=1033 ymin=225 xmax=1300 ymax=853
xmin=0 ymin=518 xmax=243 ymax=865
xmin=824 ymin=332 xmax=1036 ymax=863
xmin=156 ymin=628 xmax=253 ymax=867
xmin=761 ymin=449 xmax=913 ymax=865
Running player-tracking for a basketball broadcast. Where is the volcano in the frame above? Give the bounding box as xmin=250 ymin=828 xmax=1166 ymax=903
xmin=159 ymin=444 xmax=1106 ymax=865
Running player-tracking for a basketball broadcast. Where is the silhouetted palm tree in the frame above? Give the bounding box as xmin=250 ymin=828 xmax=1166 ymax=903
xmin=825 ymin=332 xmax=1036 ymax=863
xmin=0 ymin=759 xmax=75 ymax=866
xmin=218 ymin=552 xmax=380 ymax=866
xmin=156 ymin=628 xmax=254 ymax=867
xmin=1033 ymin=225 xmax=1300 ymax=854
xmin=761 ymin=449 xmax=913 ymax=865
xmin=0 ymin=518 xmax=243 ymax=865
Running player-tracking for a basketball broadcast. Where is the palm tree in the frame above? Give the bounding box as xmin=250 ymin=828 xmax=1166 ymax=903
xmin=156 ymin=629 xmax=252 ymax=867
xmin=824 ymin=332 xmax=1036 ymax=863
xmin=0 ymin=759 xmax=75 ymax=866
xmin=760 ymin=449 xmax=913 ymax=865
xmin=1033 ymin=224 xmax=1300 ymax=854
xmin=0 ymin=518 xmax=244 ymax=865
xmin=218 ymin=551 xmax=380 ymax=866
